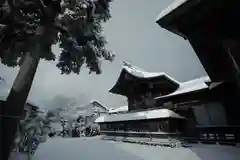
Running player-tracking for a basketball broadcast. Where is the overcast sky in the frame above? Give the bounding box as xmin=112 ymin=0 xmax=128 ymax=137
xmin=0 ymin=0 xmax=207 ymax=110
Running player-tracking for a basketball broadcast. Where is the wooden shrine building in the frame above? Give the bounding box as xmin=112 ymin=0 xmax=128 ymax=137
xmin=156 ymin=0 xmax=240 ymax=143
xmin=95 ymin=62 xmax=238 ymax=144
xmin=156 ymin=0 xmax=240 ymax=125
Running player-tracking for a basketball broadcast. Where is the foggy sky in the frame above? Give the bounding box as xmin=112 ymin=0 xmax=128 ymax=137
xmin=0 ymin=0 xmax=207 ymax=109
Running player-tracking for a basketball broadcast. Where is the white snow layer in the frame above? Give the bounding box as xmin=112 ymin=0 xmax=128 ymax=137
xmin=122 ymin=61 xmax=180 ymax=84
xmin=155 ymin=76 xmax=210 ymax=99
xmin=122 ymin=61 xmax=210 ymax=98
xmin=95 ymin=109 xmax=184 ymax=123
xmin=108 ymin=105 xmax=128 ymax=114
xmin=156 ymin=0 xmax=189 ymax=22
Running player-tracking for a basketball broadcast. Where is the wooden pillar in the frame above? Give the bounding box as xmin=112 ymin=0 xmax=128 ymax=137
xmin=124 ymin=122 xmax=128 ymax=131
xmin=162 ymin=120 xmax=169 ymax=132
xmin=168 ymin=119 xmax=175 ymax=133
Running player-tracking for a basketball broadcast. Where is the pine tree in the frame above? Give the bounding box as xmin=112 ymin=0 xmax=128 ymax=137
xmin=0 ymin=0 xmax=114 ymax=159
xmin=0 ymin=0 xmax=114 ymax=72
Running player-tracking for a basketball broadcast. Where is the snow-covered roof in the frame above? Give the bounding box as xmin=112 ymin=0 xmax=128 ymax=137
xmin=156 ymin=0 xmax=189 ymax=22
xmin=109 ymin=62 xmax=180 ymax=95
xmin=110 ymin=62 xmax=211 ymax=99
xmin=90 ymin=100 xmax=109 ymax=111
xmin=73 ymin=100 xmax=108 ymax=112
xmin=95 ymin=108 xmax=184 ymax=123
xmin=155 ymin=76 xmax=210 ymax=99
xmin=108 ymin=106 xmax=128 ymax=114
xmin=122 ymin=61 xmax=180 ymax=83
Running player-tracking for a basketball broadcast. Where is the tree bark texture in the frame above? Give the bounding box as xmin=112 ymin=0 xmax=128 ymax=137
xmin=1 ymin=52 xmax=40 ymax=160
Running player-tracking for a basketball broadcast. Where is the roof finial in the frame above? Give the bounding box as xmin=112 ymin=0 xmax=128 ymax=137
xmin=123 ymin=61 xmax=132 ymax=68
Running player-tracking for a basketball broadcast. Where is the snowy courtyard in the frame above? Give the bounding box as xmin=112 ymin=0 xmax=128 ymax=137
xmin=11 ymin=137 xmax=240 ymax=160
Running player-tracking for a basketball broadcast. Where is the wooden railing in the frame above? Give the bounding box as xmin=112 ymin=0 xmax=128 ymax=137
xmin=184 ymin=125 xmax=240 ymax=145
xmin=100 ymin=125 xmax=240 ymax=146
xmin=100 ymin=130 xmax=182 ymax=138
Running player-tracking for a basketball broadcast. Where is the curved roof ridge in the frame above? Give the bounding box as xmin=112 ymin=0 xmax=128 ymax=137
xmin=75 ymin=100 xmax=109 ymax=111
xmin=156 ymin=0 xmax=188 ymax=22
xmin=90 ymin=100 xmax=109 ymax=111
xmin=95 ymin=108 xmax=184 ymax=123
xmin=155 ymin=76 xmax=210 ymax=99
xmin=108 ymin=105 xmax=128 ymax=113
xmin=122 ymin=61 xmax=180 ymax=84
xmin=179 ymin=76 xmax=210 ymax=86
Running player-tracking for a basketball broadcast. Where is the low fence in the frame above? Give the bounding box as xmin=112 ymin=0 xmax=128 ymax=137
xmin=100 ymin=130 xmax=182 ymax=139
xmin=100 ymin=126 xmax=240 ymax=146
xmin=184 ymin=125 xmax=240 ymax=146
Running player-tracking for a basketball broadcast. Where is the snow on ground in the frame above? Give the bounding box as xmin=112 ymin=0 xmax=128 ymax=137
xmin=9 ymin=153 xmax=28 ymax=160
xmin=33 ymin=137 xmax=142 ymax=160
xmin=29 ymin=137 xmax=240 ymax=160
xmin=116 ymin=142 xmax=240 ymax=160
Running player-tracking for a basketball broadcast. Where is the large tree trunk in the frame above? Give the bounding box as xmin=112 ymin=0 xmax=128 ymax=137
xmin=1 ymin=52 xmax=40 ymax=160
